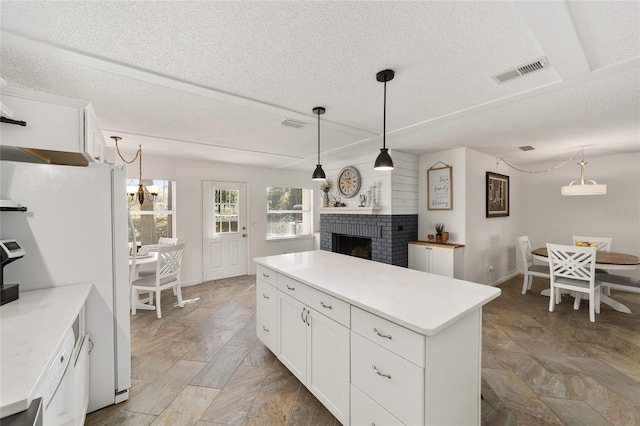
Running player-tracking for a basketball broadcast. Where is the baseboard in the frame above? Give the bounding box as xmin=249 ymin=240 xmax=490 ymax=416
xmin=490 ymin=271 xmax=519 ymax=287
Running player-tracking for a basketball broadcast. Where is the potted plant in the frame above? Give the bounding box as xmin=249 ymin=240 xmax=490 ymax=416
xmin=319 ymin=178 xmax=332 ymax=207
xmin=434 ymin=222 xmax=444 ymax=243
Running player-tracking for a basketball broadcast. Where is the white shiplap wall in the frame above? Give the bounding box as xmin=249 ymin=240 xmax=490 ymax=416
xmin=322 ymin=149 xmax=418 ymax=215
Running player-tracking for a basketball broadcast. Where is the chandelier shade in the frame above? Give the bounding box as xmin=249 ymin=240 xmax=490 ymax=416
xmin=560 ymin=149 xmax=607 ymax=196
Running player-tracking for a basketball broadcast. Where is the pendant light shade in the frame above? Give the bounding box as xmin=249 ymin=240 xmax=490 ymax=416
xmin=374 ymin=69 xmax=395 ymax=171
xmin=312 ymin=106 xmax=326 ymax=181
xmin=561 ymin=148 xmax=607 ymax=196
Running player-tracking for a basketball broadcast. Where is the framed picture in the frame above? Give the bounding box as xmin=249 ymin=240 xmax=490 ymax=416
xmin=427 ymin=166 xmax=453 ymax=210
xmin=486 ymin=172 xmax=509 ymax=217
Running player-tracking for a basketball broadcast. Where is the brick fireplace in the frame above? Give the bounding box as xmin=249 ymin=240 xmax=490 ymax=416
xmin=320 ymin=214 xmax=418 ymax=267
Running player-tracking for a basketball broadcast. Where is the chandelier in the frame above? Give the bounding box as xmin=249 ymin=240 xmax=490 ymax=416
xmin=111 ymin=136 xmax=159 ymax=205
xmin=561 ymin=148 xmax=607 ymax=196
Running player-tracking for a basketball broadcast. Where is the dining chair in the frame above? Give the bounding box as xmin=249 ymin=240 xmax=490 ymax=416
xmin=517 ymin=236 xmax=551 ymax=294
xmin=138 ymin=237 xmax=180 ymax=278
xmin=158 ymin=237 xmax=179 ymax=245
xmin=131 ymin=242 xmax=185 ymax=319
xmin=547 ymin=243 xmax=601 ymax=322
xmin=572 ymin=235 xmax=612 ymax=252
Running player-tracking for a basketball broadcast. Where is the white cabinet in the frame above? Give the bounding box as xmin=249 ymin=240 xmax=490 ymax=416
xmin=256 ymin=266 xmax=279 ymax=355
xmin=0 ymin=86 xmax=105 ymax=164
xmin=277 ymin=291 xmax=350 ymax=425
xmin=408 ymin=241 xmax=464 ymax=279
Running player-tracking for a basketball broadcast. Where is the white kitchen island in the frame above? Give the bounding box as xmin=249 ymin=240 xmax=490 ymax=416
xmin=255 ymin=250 xmax=501 ymax=426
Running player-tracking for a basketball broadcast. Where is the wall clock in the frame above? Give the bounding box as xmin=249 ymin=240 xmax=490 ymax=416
xmin=337 ymin=166 xmax=361 ymax=198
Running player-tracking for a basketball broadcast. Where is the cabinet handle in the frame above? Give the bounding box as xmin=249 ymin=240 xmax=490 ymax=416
xmin=372 ymin=364 xmax=391 ymax=379
xmin=262 ymin=325 xmax=270 ymax=332
xmin=305 ymin=309 xmax=310 ymax=326
xmin=262 ymin=273 xmax=270 ymax=278
xmin=320 ymin=301 xmax=332 ymax=309
xmin=286 ymin=285 xmax=295 ymax=291
xmin=262 ymin=293 xmax=269 ymax=299
xmin=372 ymin=328 xmax=392 ymax=339
xmin=301 ymin=307 xmax=306 ymax=323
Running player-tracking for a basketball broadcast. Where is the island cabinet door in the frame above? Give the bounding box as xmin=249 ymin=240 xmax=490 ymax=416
xmin=307 ymin=309 xmax=350 ymax=425
xmin=278 ymin=291 xmax=308 ymax=384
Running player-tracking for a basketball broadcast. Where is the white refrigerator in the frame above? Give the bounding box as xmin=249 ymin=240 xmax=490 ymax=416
xmin=0 ymin=160 xmax=131 ymax=412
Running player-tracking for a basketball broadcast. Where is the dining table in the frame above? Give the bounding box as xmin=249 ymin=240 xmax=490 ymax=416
xmin=531 ymin=247 xmax=640 ymax=313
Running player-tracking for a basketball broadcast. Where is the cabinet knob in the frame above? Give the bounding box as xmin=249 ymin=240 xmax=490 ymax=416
xmin=372 ymin=327 xmax=392 ymax=339
xmin=372 ymin=364 xmax=392 ymax=379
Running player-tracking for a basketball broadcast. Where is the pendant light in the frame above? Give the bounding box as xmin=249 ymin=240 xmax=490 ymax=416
xmin=311 ymin=106 xmax=327 ymax=181
xmin=561 ymin=148 xmax=607 ymax=196
xmin=374 ymin=69 xmax=395 ymax=171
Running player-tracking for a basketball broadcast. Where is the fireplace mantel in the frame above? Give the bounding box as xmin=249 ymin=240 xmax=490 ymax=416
xmin=320 ymin=207 xmax=381 ymax=215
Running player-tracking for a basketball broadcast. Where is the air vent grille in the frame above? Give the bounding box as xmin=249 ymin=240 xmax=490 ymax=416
xmin=492 ymin=57 xmax=550 ymax=84
xmin=519 ymin=145 xmax=535 ymax=151
xmin=507 ymin=245 xmax=516 ymax=273
xmin=281 ymin=119 xmax=307 ymax=128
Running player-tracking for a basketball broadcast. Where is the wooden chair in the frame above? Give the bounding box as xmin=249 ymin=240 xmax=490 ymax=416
xmin=547 ymin=243 xmax=601 ymax=322
xmin=517 ymin=236 xmax=550 ymax=294
xmin=131 ymin=243 xmax=185 ymax=319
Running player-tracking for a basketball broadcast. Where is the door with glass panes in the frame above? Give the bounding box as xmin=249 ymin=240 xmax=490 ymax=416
xmin=202 ymin=181 xmax=247 ymax=280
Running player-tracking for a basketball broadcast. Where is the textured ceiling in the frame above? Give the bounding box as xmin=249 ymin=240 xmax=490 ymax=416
xmin=1 ymin=1 xmax=639 ymax=170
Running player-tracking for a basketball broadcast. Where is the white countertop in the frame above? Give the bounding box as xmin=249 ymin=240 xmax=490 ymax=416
xmin=255 ymin=250 xmax=500 ymax=336
xmin=0 ymin=283 xmax=92 ymax=417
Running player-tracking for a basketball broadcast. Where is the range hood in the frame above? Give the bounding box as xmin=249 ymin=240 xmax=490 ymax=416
xmin=0 ymin=145 xmax=89 ymax=167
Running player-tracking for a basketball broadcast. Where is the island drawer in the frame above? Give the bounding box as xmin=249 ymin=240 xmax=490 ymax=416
xmin=257 ymin=311 xmax=278 ymax=354
xmin=351 ymin=384 xmax=403 ymax=426
xmin=256 ymin=265 xmax=277 ymax=287
xmin=257 ymin=279 xmax=277 ymax=319
xmin=278 ymin=274 xmax=350 ymax=327
xmin=351 ymin=331 xmax=424 ymax=425
xmin=351 ymin=306 xmax=425 ymax=367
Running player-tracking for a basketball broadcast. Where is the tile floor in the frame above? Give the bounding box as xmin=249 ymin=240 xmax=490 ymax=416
xmin=85 ymin=274 xmax=640 ymax=425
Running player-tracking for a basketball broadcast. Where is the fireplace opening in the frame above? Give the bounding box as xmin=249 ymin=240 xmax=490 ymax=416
xmin=332 ymin=234 xmax=372 ymax=260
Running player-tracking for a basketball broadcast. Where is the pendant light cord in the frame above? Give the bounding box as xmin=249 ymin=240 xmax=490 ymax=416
xmin=383 ymin=79 xmax=387 ymax=150
xmin=317 ymin=111 xmax=321 ymax=163
xmin=498 ymin=149 xmax=582 ymax=173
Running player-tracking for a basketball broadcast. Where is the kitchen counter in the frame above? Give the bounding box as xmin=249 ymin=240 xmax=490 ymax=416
xmin=0 ymin=283 xmax=92 ymax=417
xmin=254 ymin=250 xmax=500 ymax=336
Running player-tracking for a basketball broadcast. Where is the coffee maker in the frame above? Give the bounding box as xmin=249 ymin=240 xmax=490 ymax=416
xmin=0 ymin=238 xmax=25 ymax=305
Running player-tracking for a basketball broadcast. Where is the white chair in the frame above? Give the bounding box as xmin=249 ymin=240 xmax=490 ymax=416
xmin=547 ymin=243 xmax=601 ymax=322
xmin=131 ymin=243 xmax=185 ymax=319
xmin=138 ymin=237 xmax=180 ymax=278
xmin=572 ymin=235 xmax=612 ymax=252
xmin=518 ymin=236 xmax=551 ymax=294
xmin=158 ymin=237 xmax=179 ymax=246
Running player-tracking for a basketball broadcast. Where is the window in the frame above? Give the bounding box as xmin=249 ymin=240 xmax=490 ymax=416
xmin=267 ymin=187 xmax=312 ymax=239
xmin=128 ymin=179 xmax=176 ymax=246
xmin=215 ymin=188 xmax=239 ymax=233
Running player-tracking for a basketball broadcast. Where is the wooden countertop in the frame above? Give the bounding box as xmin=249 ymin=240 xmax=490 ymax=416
xmin=409 ymin=240 xmax=465 ymax=249
xmin=255 ymin=250 xmax=499 ymax=336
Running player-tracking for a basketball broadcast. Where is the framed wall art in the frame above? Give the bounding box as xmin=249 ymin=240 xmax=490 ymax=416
xmin=486 ymin=172 xmax=509 ymax=217
xmin=427 ymin=164 xmax=452 ymax=210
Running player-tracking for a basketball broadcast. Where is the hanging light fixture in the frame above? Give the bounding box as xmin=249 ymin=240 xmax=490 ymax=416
xmin=311 ymin=106 xmax=326 ymax=181
xmin=374 ymin=69 xmax=395 ymax=171
xmin=561 ymin=148 xmax=607 ymax=196
xmin=111 ymin=136 xmax=159 ymax=205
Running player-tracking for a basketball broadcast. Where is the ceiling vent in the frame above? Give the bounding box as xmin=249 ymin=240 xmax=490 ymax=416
xmin=519 ymin=145 xmax=535 ymax=151
xmin=492 ymin=57 xmax=550 ymax=84
xmin=281 ymin=118 xmax=307 ymax=128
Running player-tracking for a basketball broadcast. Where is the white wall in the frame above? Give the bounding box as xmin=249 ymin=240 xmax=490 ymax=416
xmin=464 ymin=148 xmax=520 ymax=285
xmin=518 ymin=152 xmax=640 ymax=280
xmin=125 ymin=155 xmax=315 ymax=285
xmin=418 ymin=147 xmax=520 ymax=285
xmin=418 ymin=148 xmax=467 ymax=243
xmin=320 ymin=149 xmax=418 ymax=215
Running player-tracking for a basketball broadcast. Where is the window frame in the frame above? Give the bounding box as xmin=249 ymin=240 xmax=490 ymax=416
xmin=127 ymin=179 xmax=177 ymax=247
xmin=266 ymin=186 xmax=314 ymax=241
